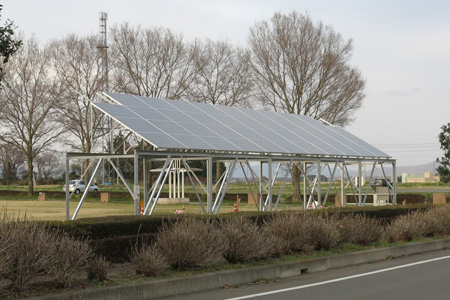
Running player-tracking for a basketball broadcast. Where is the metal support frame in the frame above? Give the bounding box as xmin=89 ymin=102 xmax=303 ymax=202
xmin=212 ymin=159 xmax=237 ymax=214
xmin=363 ymin=161 xmax=377 ymax=205
xmin=240 ymin=158 xmax=281 ymax=212
xmin=143 ymin=156 xmax=172 ymax=215
xmin=65 ymin=149 xmax=397 ymax=219
xmin=241 ymin=161 xmax=259 ymax=210
xmin=181 ymin=158 xmax=206 ymax=214
xmin=143 ymin=158 xmax=147 ymax=212
xmin=71 ymin=159 xmax=103 ymax=220
xmin=303 ymin=161 xmax=307 ymax=209
xmin=207 ymin=156 xmax=213 ymax=214
xmin=392 ymin=161 xmax=397 ymax=205
xmin=380 ymin=162 xmax=396 ymax=205
xmin=134 ymin=151 xmax=139 ymax=215
xmin=107 ymin=158 xmax=134 ymax=198
xmin=343 ymin=163 xmax=360 ymax=206
xmin=323 ymin=162 xmax=339 ymax=206
xmin=274 ymin=160 xmax=293 ymax=210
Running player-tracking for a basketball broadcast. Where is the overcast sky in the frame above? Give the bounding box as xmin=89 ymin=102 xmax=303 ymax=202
xmin=3 ymin=0 xmax=450 ymax=167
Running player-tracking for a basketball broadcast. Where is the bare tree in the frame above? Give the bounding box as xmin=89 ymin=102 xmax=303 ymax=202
xmin=188 ymin=39 xmax=253 ymax=107
xmin=248 ymin=11 xmax=365 ymax=125
xmin=187 ymin=39 xmax=255 ymax=181
xmin=247 ymin=12 xmax=366 ymax=201
xmin=0 ymin=38 xmax=65 ymax=195
xmin=35 ymin=151 xmax=63 ymax=182
xmin=111 ymin=23 xmax=196 ymax=99
xmin=0 ymin=143 xmax=26 ymax=185
xmin=111 ymin=24 xmax=198 ymax=189
xmin=50 ymin=34 xmax=107 ymax=176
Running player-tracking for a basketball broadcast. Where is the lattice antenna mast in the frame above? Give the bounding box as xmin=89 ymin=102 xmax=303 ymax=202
xmin=97 ymin=12 xmax=109 ymax=92
xmin=97 ymin=11 xmax=113 ymax=181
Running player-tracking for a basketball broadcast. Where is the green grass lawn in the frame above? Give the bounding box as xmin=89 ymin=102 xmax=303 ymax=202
xmin=0 ymin=199 xmax=281 ymax=221
xmin=1 ymin=181 xmax=449 ymax=221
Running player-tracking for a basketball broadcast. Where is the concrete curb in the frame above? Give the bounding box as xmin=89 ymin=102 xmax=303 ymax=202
xmin=30 ymin=238 xmax=450 ymax=300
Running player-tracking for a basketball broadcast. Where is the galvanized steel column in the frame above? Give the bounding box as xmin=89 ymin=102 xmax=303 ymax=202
xmin=65 ymin=154 xmax=70 ymax=220
xmin=317 ymin=160 xmax=321 ymax=206
xmin=341 ymin=162 xmax=345 ymax=207
xmin=134 ymin=151 xmax=140 ymax=215
xmin=143 ymin=158 xmax=147 ymax=211
xmin=392 ymin=161 xmax=397 ymax=205
xmin=268 ymin=158 xmax=273 ymax=211
xmin=358 ymin=162 xmax=362 ymax=206
xmin=207 ymin=155 xmax=213 ymax=214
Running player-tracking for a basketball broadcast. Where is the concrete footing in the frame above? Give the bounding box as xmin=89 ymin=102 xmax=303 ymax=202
xmin=158 ymin=198 xmax=189 ymax=204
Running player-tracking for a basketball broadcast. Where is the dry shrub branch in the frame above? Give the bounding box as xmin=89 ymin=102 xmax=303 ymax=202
xmin=0 ymin=210 xmax=95 ymax=293
xmin=220 ymin=216 xmax=275 ymax=263
xmin=338 ymin=214 xmax=383 ymax=246
xmin=155 ymin=217 xmax=224 ymax=270
xmin=130 ymin=244 xmax=168 ymax=276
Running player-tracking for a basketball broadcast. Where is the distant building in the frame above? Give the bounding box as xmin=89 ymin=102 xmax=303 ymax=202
xmin=401 ymin=172 xmax=439 ymax=183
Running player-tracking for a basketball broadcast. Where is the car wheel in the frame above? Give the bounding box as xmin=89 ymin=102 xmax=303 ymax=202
xmin=94 ymin=189 xmax=98 ymax=192
xmin=74 ymin=189 xmax=81 ymax=195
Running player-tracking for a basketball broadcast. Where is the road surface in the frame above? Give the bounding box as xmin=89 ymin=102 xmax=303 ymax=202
xmin=160 ymin=249 xmax=450 ymax=300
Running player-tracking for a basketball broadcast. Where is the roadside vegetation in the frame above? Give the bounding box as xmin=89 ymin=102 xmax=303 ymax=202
xmin=2 ymin=205 xmax=450 ymax=298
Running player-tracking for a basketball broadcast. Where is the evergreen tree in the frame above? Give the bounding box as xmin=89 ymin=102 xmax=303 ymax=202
xmin=0 ymin=4 xmax=22 ymax=84
xmin=437 ymin=123 xmax=450 ymax=183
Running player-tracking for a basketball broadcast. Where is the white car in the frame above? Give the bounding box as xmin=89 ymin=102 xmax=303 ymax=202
xmin=63 ymin=180 xmax=99 ymax=194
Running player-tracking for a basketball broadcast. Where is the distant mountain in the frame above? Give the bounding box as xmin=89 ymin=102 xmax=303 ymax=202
xmin=397 ymin=162 xmax=438 ymax=175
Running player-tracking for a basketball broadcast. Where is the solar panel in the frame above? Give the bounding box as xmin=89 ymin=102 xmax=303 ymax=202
xmin=93 ymin=93 xmax=390 ymax=158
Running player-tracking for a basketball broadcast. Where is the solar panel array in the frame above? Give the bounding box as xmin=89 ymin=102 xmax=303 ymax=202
xmin=92 ymin=93 xmax=390 ymax=158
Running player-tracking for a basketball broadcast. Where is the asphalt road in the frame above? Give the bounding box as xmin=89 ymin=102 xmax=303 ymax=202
xmin=161 ymin=249 xmax=450 ymax=300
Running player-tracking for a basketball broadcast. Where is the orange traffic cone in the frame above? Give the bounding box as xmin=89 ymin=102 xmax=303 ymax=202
xmin=233 ymin=202 xmax=238 ymax=212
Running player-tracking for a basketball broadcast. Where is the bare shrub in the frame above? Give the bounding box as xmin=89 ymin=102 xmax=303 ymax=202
xmin=310 ymin=215 xmax=342 ymax=251
xmin=384 ymin=210 xmax=437 ymax=243
xmin=0 ymin=211 xmax=13 ymax=276
xmin=426 ymin=206 xmax=450 ymax=235
xmin=264 ymin=211 xmax=315 ymax=255
xmin=0 ymin=213 xmax=54 ymax=292
xmin=339 ymin=214 xmax=383 ymax=246
xmin=220 ymin=217 xmax=274 ymax=263
xmin=130 ymin=244 xmax=168 ymax=276
xmin=155 ymin=217 xmax=223 ymax=270
xmin=87 ymin=256 xmax=109 ymax=282
xmin=47 ymin=232 xmax=94 ymax=287
xmin=0 ymin=210 xmax=95 ymax=291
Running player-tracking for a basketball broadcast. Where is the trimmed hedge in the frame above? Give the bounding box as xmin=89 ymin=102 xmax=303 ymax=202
xmin=46 ymin=215 xmax=180 ymax=239
xmin=92 ymin=233 xmax=156 ymax=263
xmin=41 ymin=205 xmax=430 ymax=262
xmin=46 ymin=205 xmax=429 ymax=240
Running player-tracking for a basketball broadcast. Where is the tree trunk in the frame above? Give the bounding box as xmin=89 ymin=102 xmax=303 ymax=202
xmin=27 ymin=156 xmax=34 ymax=196
xmin=83 ymin=140 xmax=92 ymax=183
xmin=292 ymin=162 xmax=302 ymax=202
xmin=83 ymin=159 xmax=90 ymax=182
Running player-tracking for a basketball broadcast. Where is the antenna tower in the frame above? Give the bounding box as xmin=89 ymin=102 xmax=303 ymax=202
xmin=97 ymin=12 xmax=109 ymax=92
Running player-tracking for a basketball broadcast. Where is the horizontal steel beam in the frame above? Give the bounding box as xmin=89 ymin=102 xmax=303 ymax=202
xmin=67 ymin=152 xmax=134 ymax=159
xmin=134 ymin=150 xmax=395 ymax=163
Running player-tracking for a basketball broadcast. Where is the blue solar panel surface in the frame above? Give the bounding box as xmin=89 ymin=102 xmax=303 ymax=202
xmin=92 ymin=93 xmax=390 ymax=158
